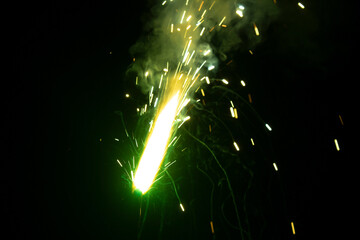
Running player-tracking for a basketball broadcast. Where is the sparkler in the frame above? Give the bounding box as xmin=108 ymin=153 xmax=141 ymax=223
xmin=132 ymin=0 xmax=258 ymax=194
xmin=122 ymin=0 xmax=280 ymax=237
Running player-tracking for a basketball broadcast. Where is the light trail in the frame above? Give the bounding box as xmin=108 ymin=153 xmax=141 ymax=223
xmin=134 ymin=92 xmax=180 ymax=193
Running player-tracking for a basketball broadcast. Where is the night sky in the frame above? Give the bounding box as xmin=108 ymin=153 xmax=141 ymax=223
xmin=7 ymin=0 xmax=351 ymax=239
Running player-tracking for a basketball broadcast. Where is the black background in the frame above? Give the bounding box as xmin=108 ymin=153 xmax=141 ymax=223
xmin=7 ymin=0 xmax=351 ymax=239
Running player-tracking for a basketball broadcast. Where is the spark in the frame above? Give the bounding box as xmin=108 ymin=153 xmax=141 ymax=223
xmin=291 ymin=221 xmax=296 ymax=235
xmin=203 ymin=49 xmax=211 ymax=56
xmin=221 ymin=79 xmax=229 ymax=84
xmin=180 ymin=203 xmax=185 ymax=212
xmin=265 ymin=123 xmax=272 ymax=131
xmin=253 ymin=23 xmax=260 ymax=36
xmin=298 ymin=2 xmax=305 ymax=9
xmin=198 ymin=1 xmax=204 ymax=11
xmin=210 ymin=221 xmax=215 ymax=234
xmin=240 ymin=80 xmax=246 ymax=86
xmin=338 ymin=114 xmax=344 ymax=126
xmin=334 ymin=139 xmax=340 ymax=151
xmin=209 ymin=1 xmax=215 ymax=10
xmin=208 ymin=65 xmax=215 ymax=71
xmin=250 ymin=138 xmax=255 ymax=146
xmin=125 ymin=93 xmax=130 ymax=98
xmin=230 ymin=107 xmax=235 ymax=118
xmin=248 ymin=93 xmax=252 ymax=103
xmin=236 ymin=10 xmax=243 ymax=18
xmin=200 ymin=27 xmax=206 ymax=36
xmin=273 ymin=162 xmax=278 ymax=171
xmin=145 ymin=71 xmax=149 ymax=77
xmin=134 ymin=92 xmax=180 ymax=193
xmin=219 ymin=16 xmax=226 ymax=26
xmin=180 ymin=10 xmax=186 ymax=24
xmin=117 ymin=159 xmax=123 ymax=167
xmin=233 ymin=141 xmax=240 ymax=151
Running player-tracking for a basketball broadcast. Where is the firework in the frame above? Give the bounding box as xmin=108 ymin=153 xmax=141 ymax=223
xmin=132 ymin=0 xmax=260 ymax=194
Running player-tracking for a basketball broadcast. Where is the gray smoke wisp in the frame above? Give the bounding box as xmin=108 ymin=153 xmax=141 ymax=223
xmin=127 ymin=0 xmax=278 ymax=94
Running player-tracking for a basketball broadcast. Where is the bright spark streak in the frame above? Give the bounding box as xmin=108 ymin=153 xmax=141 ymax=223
xmin=219 ymin=16 xmax=226 ymax=26
xmin=222 ymin=79 xmax=229 ymax=84
xmin=236 ymin=10 xmax=243 ymax=18
xmin=265 ymin=123 xmax=272 ymax=131
xmin=233 ymin=141 xmax=240 ymax=151
xmin=134 ymin=92 xmax=180 ymax=194
xmin=273 ymin=162 xmax=278 ymax=171
xmin=240 ymin=80 xmax=246 ymax=86
xmin=291 ymin=221 xmax=296 ymax=235
xmin=334 ymin=139 xmax=340 ymax=151
xmin=253 ymin=23 xmax=260 ymax=36
xmin=180 ymin=203 xmax=185 ymax=212
xmin=298 ymin=2 xmax=305 ymax=9
xmin=200 ymin=27 xmax=205 ymax=36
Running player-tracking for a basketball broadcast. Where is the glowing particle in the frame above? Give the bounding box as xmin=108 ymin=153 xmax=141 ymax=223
xmin=201 ymin=9 xmax=207 ymax=19
xmin=210 ymin=221 xmax=215 ymax=234
xmin=265 ymin=123 xmax=272 ymax=131
xmin=240 ymin=80 xmax=246 ymax=86
xmin=219 ymin=16 xmax=226 ymax=26
xmin=117 ymin=159 xmax=123 ymax=167
xmin=201 ymin=88 xmax=205 ymax=97
xmin=250 ymin=138 xmax=255 ymax=146
xmin=205 ymin=76 xmax=210 ymax=84
xmin=178 ymin=116 xmax=190 ymax=129
xmin=209 ymin=124 xmax=212 ymax=132
xmin=334 ymin=139 xmax=340 ymax=151
xmin=125 ymin=93 xmax=130 ymax=98
xmin=339 ymin=114 xmax=344 ymax=126
xmin=249 ymin=50 xmax=253 ymax=55
xmin=198 ymin=1 xmax=204 ymax=11
xmin=114 ymin=138 xmax=119 ymax=141
xmin=180 ymin=11 xmax=186 ymax=24
xmin=233 ymin=141 xmax=240 ymax=151
xmin=161 ymin=0 xmax=166 ymax=5
xmin=248 ymin=93 xmax=252 ymax=103
xmin=291 ymin=221 xmax=296 ymax=235
xmin=253 ymin=23 xmax=260 ymax=36
xmin=230 ymin=107 xmax=235 ymax=118
xmin=180 ymin=203 xmax=185 ymax=212
xmin=222 ymin=79 xmax=229 ymax=85
xmin=230 ymin=100 xmax=234 ymax=107
xmin=200 ymin=27 xmax=205 ymax=36
xmin=99 ymin=138 xmax=102 ymax=142
xmin=208 ymin=65 xmax=215 ymax=71
xmin=209 ymin=1 xmax=215 ymax=10
xmin=171 ymin=23 xmax=174 ymax=33
xmin=204 ymin=49 xmax=211 ymax=56
xmin=273 ymin=162 xmax=278 ymax=171
xmin=233 ymin=108 xmax=238 ymax=119
xmin=238 ymin=5 xmax=245 ymax=10
xmin=145 ymin=71 xmax=149 ymax=77
xmin=236 ymin=10 xmax=243 ymax=18
xmin=298 ymin=2 xmax=305 ymax=9
xmin=186 ymin=15 xmax=192 ymax=22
